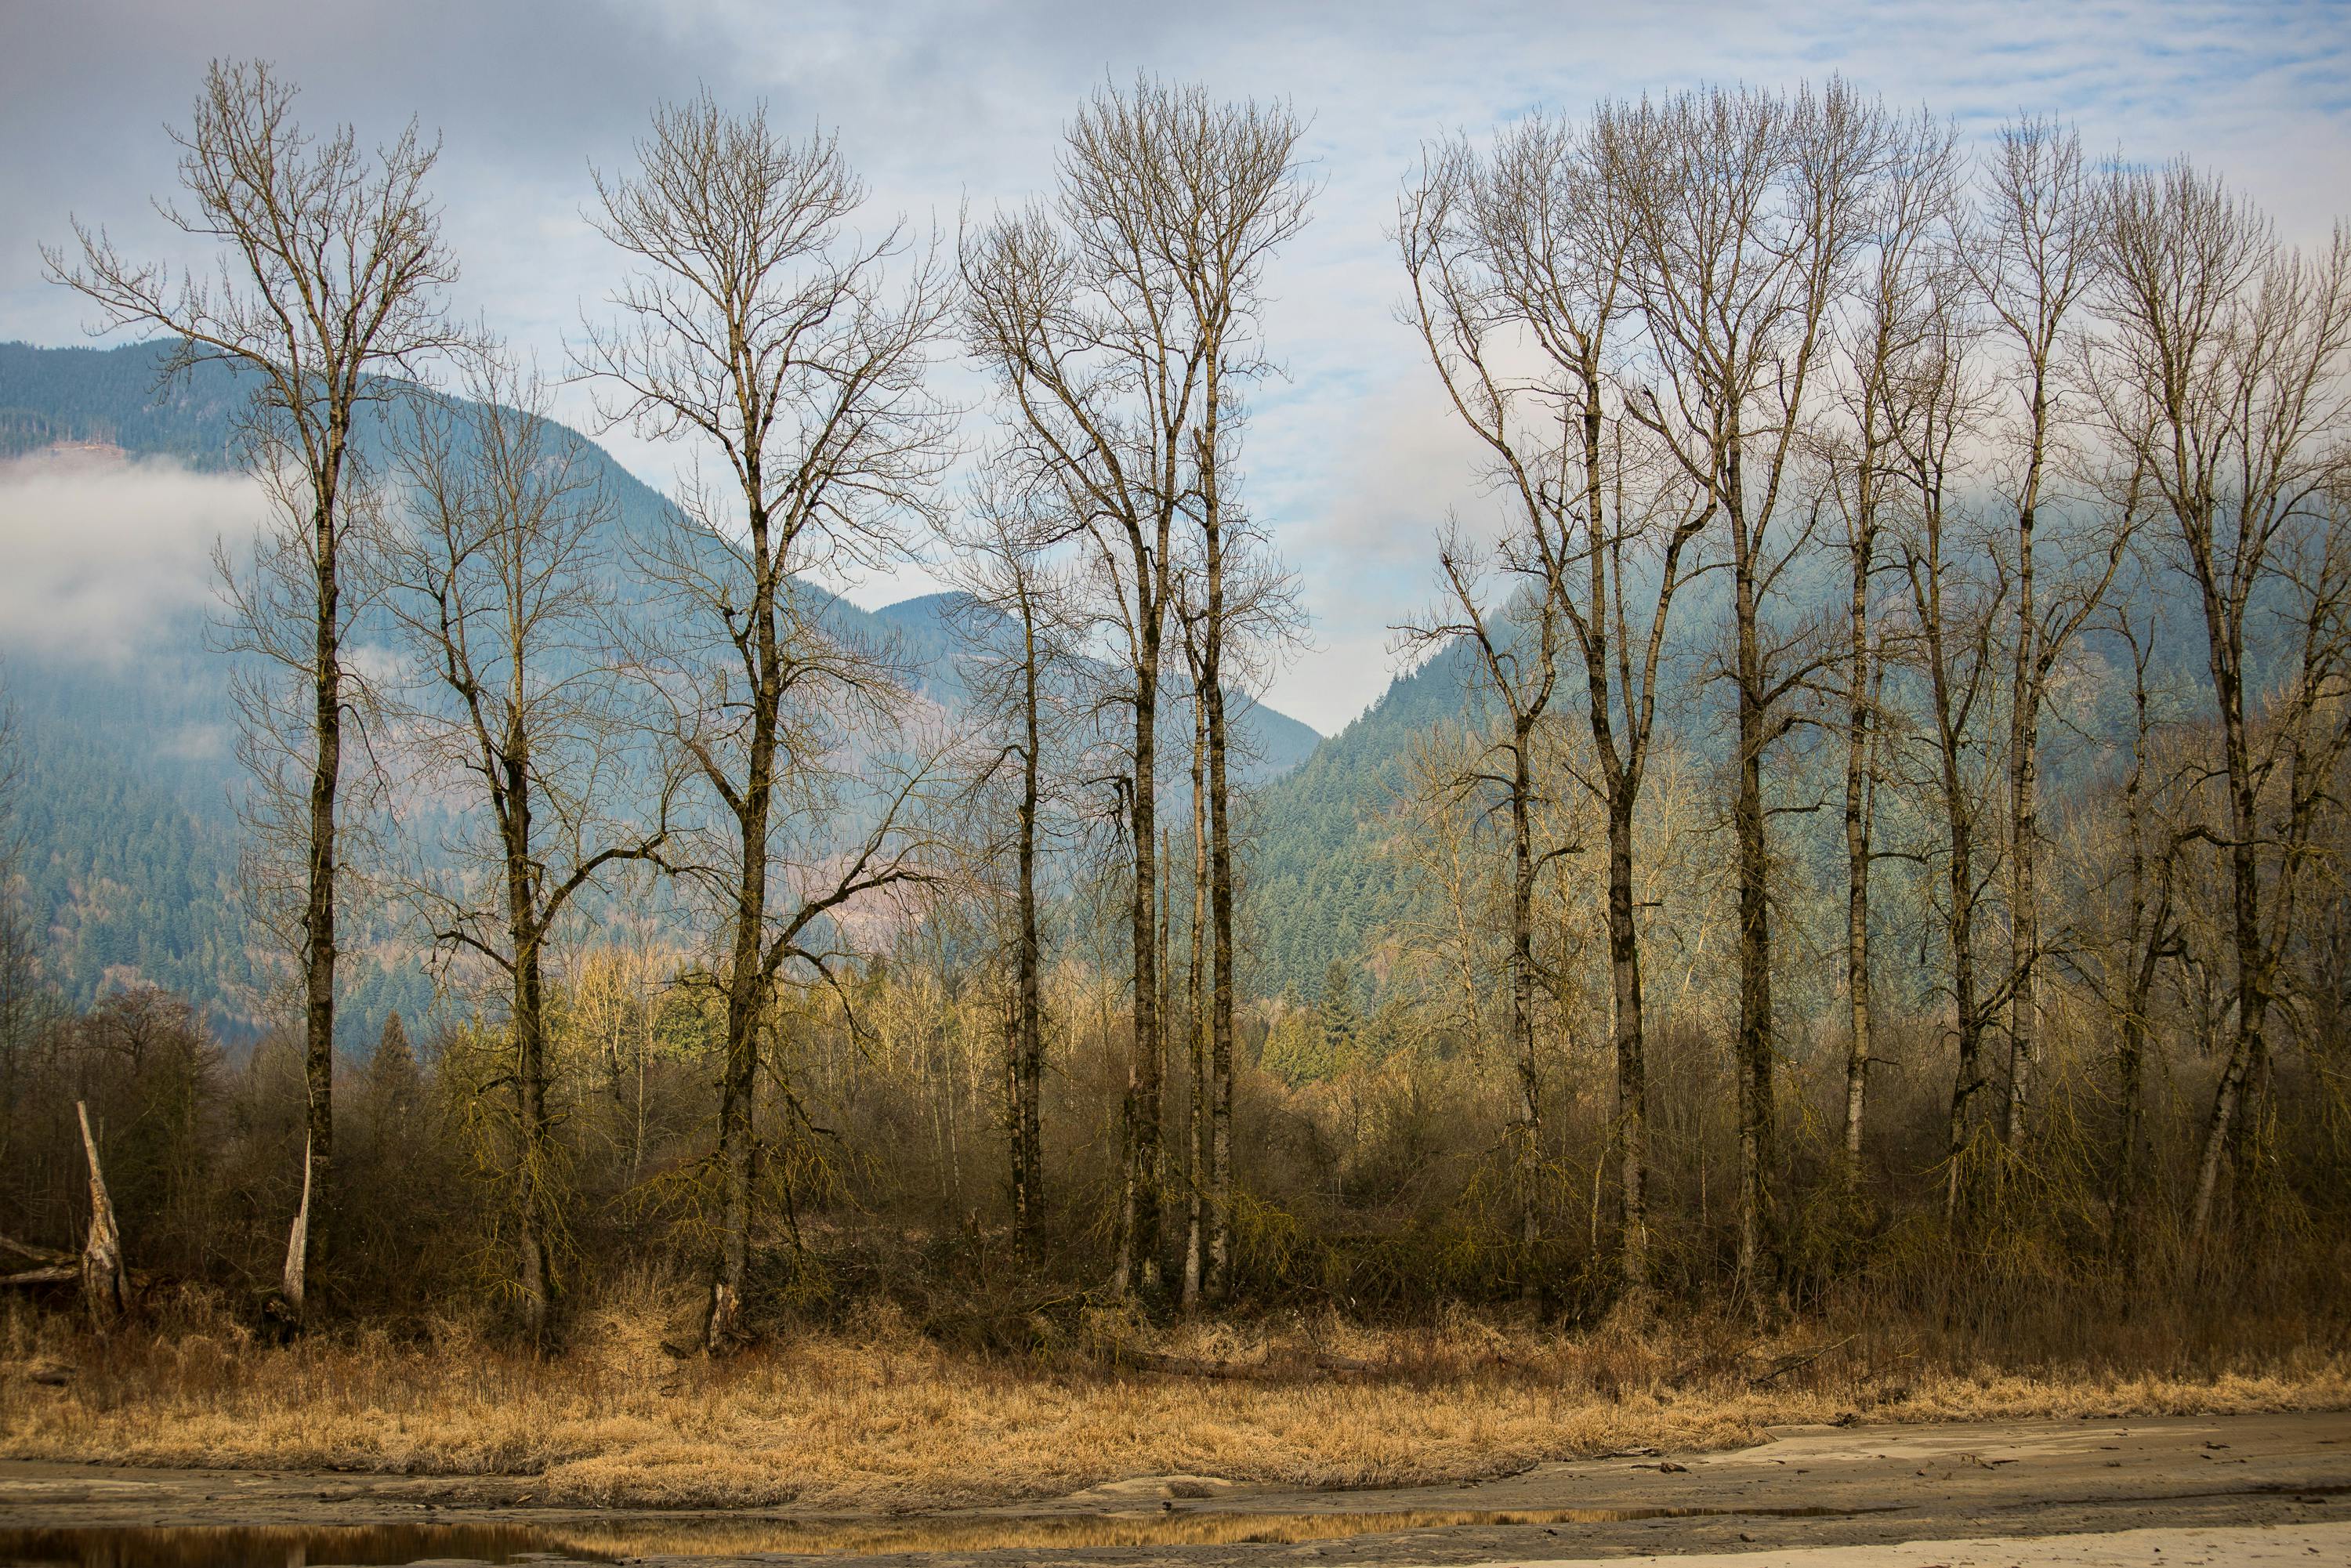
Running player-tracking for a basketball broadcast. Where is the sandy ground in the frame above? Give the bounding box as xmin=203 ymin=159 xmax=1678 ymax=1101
xmin=0 ymin=1409 xmax=2343 ymax=1564
xmin=1485 ymin=1523 xmax=2351 ymax=1565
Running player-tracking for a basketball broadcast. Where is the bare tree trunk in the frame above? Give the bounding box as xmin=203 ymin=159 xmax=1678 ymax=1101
xmin=2004 ymin=500 xmax=2042 ymax=1157
xmin=712 ymin=748 xmax=773 ymax=1350
xmin=1155 ymin=825 xmax=1173 ymax=1282
xmin=2189 ymin=780 xmax=2269 ymax=1241
xmin=2110 ymin=659 xmax=2173 ymax=1273
xmin=510 ymin=831 xmax=552 ymax=1345
xmin=1200 ymin=493 xmax=1242 ymax=1309
xmin=1603 ymin=789 xmax=1648 ymax=1301
xmin=1205 ymin=685 xmax=1235 ymax=1301
xmin=281 ymin=1128 xmax=311 ymax=1320
xmin=1117 ymin=654 xmax=1165 ymax=1298
xmin=1013 ymin=600 xmax=1045 ymax=1255
xmin=1509 ymin=719 xmax=1542 ymax=1298
xmin=298 ymin=482 xmax=342 ymax=1313
xmin=1183 ymin=687 xmax=1208 ymax=1308
xmin=1840 ymin=509 xmax=1878 ymax=1189
xmin=2116 ymin=771 xmax=2163 ymax=1279
xmin=1727 ymin=445 xmax=1778 ymax=1301
xmin=1968 ymin=118 xmax=2101 ymax=1165
xmin=76 ymin=1102 xmax=129 ymax=1328
xmin=705 ymin=501 xmax=787 ymax=1353
xmin=1939 ymin=764 xmax=1986 ymax=1219
xmin=1904 ymin=483 xmax=1997 ymax=1225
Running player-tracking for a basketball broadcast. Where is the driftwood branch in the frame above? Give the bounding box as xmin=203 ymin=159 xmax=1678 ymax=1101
xmin=1749 ymin=1334 xmax=1857 ymax=1388
xmin=1128 ymin=1352 xmax=1376 ymax=1382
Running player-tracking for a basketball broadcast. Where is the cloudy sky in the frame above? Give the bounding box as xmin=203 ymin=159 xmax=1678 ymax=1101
xmin=3 ymin=0 xmax=2346 ymax=732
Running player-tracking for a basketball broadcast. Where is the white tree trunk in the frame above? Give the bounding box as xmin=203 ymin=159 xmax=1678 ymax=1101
xmin=281 ymin=1128 xmax=312 ymax=1317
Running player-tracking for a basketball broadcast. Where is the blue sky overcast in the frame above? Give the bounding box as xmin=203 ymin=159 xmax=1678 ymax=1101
xmin=3 ymin=0 xmax=2346 ymax=732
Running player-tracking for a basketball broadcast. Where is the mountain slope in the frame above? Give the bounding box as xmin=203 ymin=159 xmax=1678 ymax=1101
xmin=1244 ymin=636 xmax=1483 ymax=996
xmin=0 ymin=339 xmax=1328 ymax=1034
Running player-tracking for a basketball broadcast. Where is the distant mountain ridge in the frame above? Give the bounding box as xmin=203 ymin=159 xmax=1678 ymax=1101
xmin=0 ymin=339 xmax=1334 ymax=1032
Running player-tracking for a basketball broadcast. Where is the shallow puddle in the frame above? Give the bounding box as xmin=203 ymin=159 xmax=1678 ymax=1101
xmin=0 ymin=1523 xmax=610 ymax=1566
xmin=0 ymin=1504 xmax=1865 ymax=1565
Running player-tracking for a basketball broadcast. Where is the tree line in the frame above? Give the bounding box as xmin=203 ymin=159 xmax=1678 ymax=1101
xmin=2 ymin=63 xmax=2346 ymax=1349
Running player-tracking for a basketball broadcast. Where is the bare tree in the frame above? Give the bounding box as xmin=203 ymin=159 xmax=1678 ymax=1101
xmin=2093 ymin=159 xmax=2351 ymax=1245
xmin=384 ymin=353 xmax=672 ymax=1342
xmin=1150 ymin=91 xmax=1312 ymax=1302
xmin=962 ymin=79 xmax=1304 ymax=1298
xmin=1399 ymin=111 xmax=1707 ymax=1309
xmin=2059 ymin=599 xmax=2189 ymax=1272
xmin=1818 ymin=110 xmax=1958 ymax=1190
xmin=1959 ymin=118 xmax=2130 ymax=1158
xmin=1176 ymin=610 xmax=1212 ymax=1306
xmin=938 ymin=481 xmax=1081 ymax=1255
xmin=75 ymin=1102 xmax=130 ymax=1327
xmin=1611 ymin=82 xmax=1893 ymax=1297
xmin=1169 ymin=516 xmax=1300 ymax=1301
xmin=1396 ymin=530 xmax=1568 ymax=1296
xmin=45 ymin=60 xmax=465 ymax=1322
xmin=580 ymin=92 xmax=955 ymax=1350
xmin=1881 ymin=307 xmax=2008 ymax=1217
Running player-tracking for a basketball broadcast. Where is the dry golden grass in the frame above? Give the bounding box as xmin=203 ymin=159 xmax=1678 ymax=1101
xmin=3 ymin=1287 xmax=2346 ymax=1512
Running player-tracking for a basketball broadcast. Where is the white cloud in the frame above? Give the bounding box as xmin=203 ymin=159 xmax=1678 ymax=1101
xmin=0 ymin=451 xmax=263 ymax=665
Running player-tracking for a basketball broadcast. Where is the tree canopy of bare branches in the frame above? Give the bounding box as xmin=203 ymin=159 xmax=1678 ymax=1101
xmin=45 ymin=58 xmax=466 ymax=1323
xmin=580 ymin=91 xmax=956 ymax=1351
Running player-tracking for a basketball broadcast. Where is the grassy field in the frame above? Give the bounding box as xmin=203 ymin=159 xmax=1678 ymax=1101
xmin=4 ymin=1284 xmax=2346 ymax=1512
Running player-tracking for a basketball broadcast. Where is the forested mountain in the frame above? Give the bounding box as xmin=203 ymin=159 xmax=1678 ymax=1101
xmin=0 ymin=339 xmax=1338 ymax=1039
xmin=1243 ymin=636 xmax=1483 ymax=994
xmin=0 ymin=339 xmax=2248 ymax=1027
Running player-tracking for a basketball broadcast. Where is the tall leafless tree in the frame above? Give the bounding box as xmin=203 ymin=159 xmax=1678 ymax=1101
xmin=1148 ymin=91 xmax=1311 ymax=1301
xmin=938 ymin=481 xmax=1080 ymax=1256
xmin=1959 ymin=118 xmax=2130 ymax=1160
xmin=45 ymin=60 xmax=465 ymax=1322
xmin=2062 ymin=598 xmax=2188 ymax=1273
xmin=384 ymin=354 xmax=672 ymax=1342
xmin=1397 ymin=529 xmax=1568 ymax=1296
xmin=1819 ymin=110 xmax=1958 ymax=1190
xmin=2092 ymin=159 xmax=2351 ymax=1245
xmin=1881 ymin=307 xmax=2009 ymax=1217
xmin=1399 ymin=111 xmax=1708 ymax=1309
xmin=962 ymin=79 xmax=1305 ymax=1298
xmin=1611 ymin=82 xmax=1893 ymax=1296
xmin=580 ymin=92 xmax=955 ymax=1350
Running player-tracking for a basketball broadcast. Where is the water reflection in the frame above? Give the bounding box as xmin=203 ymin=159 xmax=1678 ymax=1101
xmin=0 ymin=1503 xmax=1864 ymax=1565
xmin=0 ymin=1522 xmax=610 ymax=1566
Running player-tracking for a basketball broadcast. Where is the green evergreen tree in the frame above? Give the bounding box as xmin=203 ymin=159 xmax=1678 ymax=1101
xmin=1320 ymin=958 xmax=1359 ymax=1061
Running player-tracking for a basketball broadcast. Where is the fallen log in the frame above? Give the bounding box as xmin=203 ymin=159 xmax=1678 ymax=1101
xmin=1129 ymin=1351 xmax=1377 ymax=1382
xmin=0 ymin=1233 xmax=74 ymax=1268
xmin=2 ymin=1266 xmax=79 ymax=1287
